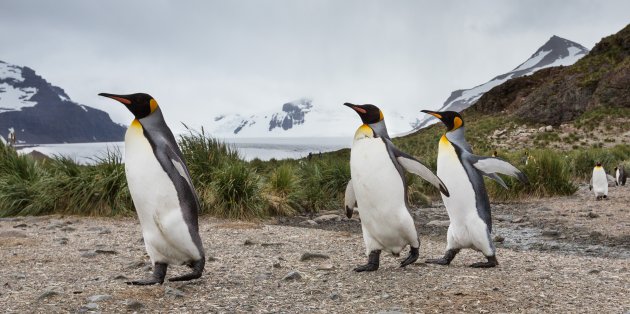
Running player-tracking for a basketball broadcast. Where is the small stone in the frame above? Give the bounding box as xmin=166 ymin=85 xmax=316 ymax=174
xmin=299 ymin=220 xmax=318 ymax=226
xmin=542 ymin=230 xmax=559 ymax=237
xmin=587 ymin=212 xmax=599 ymax=219
xmin=95 ymin=249 xmax=117 ymax=255
xmin=112 ymin=275 xmax=128 ymax=280
xmin=588 ymin=269 xmax=600 ymax=274
xmin=272 ymin=261 xmax=282 ymax=268
xmin=12 ymin=223 xmax=27 ymax=228
xmin=511 ymin=217 xmax=524 ymax=223
xmin=545 ymin=125 xmax=553 ymax=132
xmin=313 ymin=214 xmax=339 ymax=223
xmin=282 ymin=271 xmax=302 ymax=281
xmin=98 ymin=229 xmax=111 ymax=235
xmin=381 ymin=293 xmax=391 ymax=299
xmin=84 ymin=303 xmax=99 ymax=310
xmin=37 ymin=289 xmax=60 ymax=300
xmin=493 ymin=235 xmax=505 ymax=243
xmin=427 ymin=220 xmax=450 ymax=227
xmin=81 ymin=252 xmax=98 ymax=258
xmin=207 ymin=256 xmax=218 ymax=262
xmin=126 ymin=300 xmax=144 ymax=310
xmin=317 ymin=264 xmax=334 ymax=271
xmin=60 ymin=226 xmax=76 ymax=232
xmin=330 ymin=292 xmax=340 ymax=300
xmin=87 ymin=294 xmax=112 ymax=302
xmin=56 ymin=237 xmax=69 ymax=245
xmin=13 ymin=273 xmax=26 ymax=280
xmin=260 ymin=242 xmax=284 ymax=247
xmin=300 ymin=252 xmax=330 ymax=261
xmin=165 ymin=286 xmax=185 ymax=298
xmin=244 ymin=239 xmax=257 ymax=245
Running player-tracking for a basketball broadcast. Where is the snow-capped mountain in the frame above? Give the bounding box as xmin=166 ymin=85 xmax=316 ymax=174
xmin=412 ymin=35 xmax=589 ymax=130
xmin=209 ymin=98 xmax=411 ymax=138
xmin=0 ymin=60 xmax=125 ymax=144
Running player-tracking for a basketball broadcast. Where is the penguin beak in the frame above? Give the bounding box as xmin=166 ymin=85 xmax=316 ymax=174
xmin=98 ymin=93 xmax=132 ymax=105
xmin=344 ymin=102 xmax=367 ymax=114
xmin=421 ymin=109 xmax=443 ymax=120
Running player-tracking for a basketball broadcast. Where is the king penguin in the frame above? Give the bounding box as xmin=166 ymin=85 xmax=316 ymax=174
xmin=615 ymin=165 xmax=627 ymax=186
xmin=590 ymin=162 xmax=608 ymax=200
xmin=344 ymin=103 xmax=449 ymax=272
xmin=99 ymin=92 xmax=205 ymax=285
xmin=421 ymin=110 xmax=528 ymax=268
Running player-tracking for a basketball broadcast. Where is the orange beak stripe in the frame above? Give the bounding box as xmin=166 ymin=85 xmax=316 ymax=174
xmin=353 ymin=106 xmax=367 ymax=114
xmin=110 ymin=96 xmax=131 ymax=105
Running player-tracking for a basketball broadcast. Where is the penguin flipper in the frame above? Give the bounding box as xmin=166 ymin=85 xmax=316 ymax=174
xmin=344 ymin=180 xmax=357 ymax=218
xmin=470 ymin=156 xmax=529 ymax=185
xmin=396 ymin=156 xmax=449 ymax=197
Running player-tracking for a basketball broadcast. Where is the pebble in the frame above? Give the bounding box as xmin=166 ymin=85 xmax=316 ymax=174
xmin=87 ymin=294 xmax=112 ymax=302
xmin=165 ymin=286 xmax=185 ymax=298
xmin=84 ymin=303 xmax=99 ymax=310
xmin=126 ymin=300 xmax=144 ymax=310
xmin=60 ymin=226 xmax=76 ymax=232
xmin=494 ymin=235 xmax=505 ymax=243
xmin=330 ymin=292 xmax=340 ymax=300
xmin=56 ymin=237 xmax=69 ymax=245
xmin=272 ymin=261 xmax=282 ymax=268
xmin=511 ymin=217 xmax=525 ymax=223
xmin=112 ymin=275 xmax=128 ymax=280
xmin=244 ymin=239 xmax=257 ymax=245
xmin=316 ymin=264 xmax=334 ymax=271
xmin=313 ymin=214 xmax=339 ymax=223
xmin=95 ymin=249 xmax=118 ymax=255
xmin=588 ymin=269 xmax=600 ymax=274
xmin=299 ymin=220 xmax=318 ymax=226
xmin=12 ymin=223 xmax=28 ymax=228
xmin=542 ymin=230 xmax=560 ymax=237
xmin=587 ymin=212 xmax=599 ymax=219
xmin=207 ymin=256 xmax=218 ymax=262
xmin=300 ymin=252 xmax=330 ymax=261
xmin=37 ymin=289 xmax=60 ymax=300
xmin=282 ymin=271 xmax=302 ymax=281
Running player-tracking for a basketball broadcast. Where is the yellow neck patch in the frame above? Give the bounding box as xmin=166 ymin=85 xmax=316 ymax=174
xmin=150 ymin=99 xmax=158 ymax=113
xmin=354 ymin=124 xmax=374 ymax=140
xmin=595 ymin=166 xmax=602 ymax=169
xmin=130 ymin=119 xmax=142 ymax=129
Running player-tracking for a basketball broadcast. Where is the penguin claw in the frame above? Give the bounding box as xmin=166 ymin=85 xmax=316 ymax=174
xmin=126 ymin=277 xmax=163 ymax=285
xmin=469 ymin=256 xmax=498 ymax=268
xmin=168 ymin=272 xmax=202 ymax=282
xmin=354 ymin=263 xmax=379 ymax=272
xmin=399 ymin=247 xmax=419 ymax=268
xmin=425 ymin=258 xmax=450 ymax=266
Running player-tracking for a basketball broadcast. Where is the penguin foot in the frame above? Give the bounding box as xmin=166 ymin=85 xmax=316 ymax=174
xmin=425 ymin=248 xmax=459 ymax=266
xmin=169 ymin=259 xmax=205 ymax=282
xmin=400 ymin=246 xmax=419 ymax=268
xmin=469 ymin=256 xmax=498 ymax=268
xmin=127 ymin=262 xmax=167 ymax=285
xmin=354 ymin=250 xmax=380 ymax=272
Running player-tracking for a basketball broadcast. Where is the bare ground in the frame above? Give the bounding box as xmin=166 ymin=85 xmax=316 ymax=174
xmin=1 ymin=186 xmax=629 ymax=313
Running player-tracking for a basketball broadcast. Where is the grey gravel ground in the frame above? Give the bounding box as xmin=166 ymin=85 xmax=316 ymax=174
xmin=1 ymin=185 xmax=629 ymax=313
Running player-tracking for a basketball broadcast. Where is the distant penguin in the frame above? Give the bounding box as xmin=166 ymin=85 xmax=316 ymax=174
xmin=421 ymin=110 xmax=528 ymax=268
xmin=590 ymin=162 xmax=608 ymax=200
xmin=99 ymin=93 xmax=205 ymax=285
xmin=615 ymin=165 xmax=627 ymax=186
xmin=344 ymin=103 xmax=449 ymax=272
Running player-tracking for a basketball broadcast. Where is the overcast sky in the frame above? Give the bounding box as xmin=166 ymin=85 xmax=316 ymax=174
xmin=1 ymin=0 xmax=629 ymax=129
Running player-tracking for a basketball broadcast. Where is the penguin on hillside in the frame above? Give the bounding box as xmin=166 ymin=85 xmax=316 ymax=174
xmin=421 ymin=110 xmax=528 ymax=268
xmin=344 ymin=103 xmax=449 ymax=272
xmin=99 ymin=92 xmax=205 ymax=285
xmin=615 ymin=165 xmax=627 ymax=186
xmin=590 ymin=162 xmax=608 ymax=200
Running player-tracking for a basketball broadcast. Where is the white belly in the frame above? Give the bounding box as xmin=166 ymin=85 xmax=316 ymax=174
xmin=125 ymin=125 xmax=201 ymax=265
xmin=616 ymin=169 xmax=621 ymax=185
xmin=592 ymin=168 xmax=608 ymax=196
xmin=351 ymin=138 xmax=417 ymax=255
xmin=437 ymin=137 xmax=490 ymax=252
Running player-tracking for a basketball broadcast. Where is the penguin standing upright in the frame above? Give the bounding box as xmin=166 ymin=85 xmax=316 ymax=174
xmin=590 ymin=162 xmax=608 ymax=200
xmin=615 ymin=165 xmax=627 ymax=186
xmin=99 ymin=93 xmax=205 ymax=285
xmin=344 ymin=103 xmax=449 ymax=272
xmin=421 ymin=110 xmax=528 ymax=268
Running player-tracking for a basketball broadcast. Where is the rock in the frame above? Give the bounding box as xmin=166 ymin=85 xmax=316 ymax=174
xmin=272 ymin=261 xmax=282 ymax=268
xmin=330 ymin=292 xmax=340 ymax=300
xmin=87 ymin=294 xmax=112 ymax=302
xmin=511 ymin=217 xmax=525 ymax=223
xmin=12 ymin=223 xmax=27 ymax=228
xmin=84 ymin=303 xmax=99 ymax=310
xmin=381 ymin=293 xmax=391 ymax=299
xmin=317 ymin=263 xmax=334 ymax=271
xmin=300 ymin=252 xmax=330 ymax=261
xmin=587 ymin=212 xmax=599 ymax=219
xmin=244 ymin=239 xmax=257 ymax=245
xmin=538 ymin=126 xmax=546 ymax=132
xmin=56 ymin=237 xmax=69 ymax=245
xmin=165 ymin=286 xmax=185 ymax=298
xmin=542 ymin=230 xmax=560 ymax=237
xmin=545 ymin=125 xmax=553 ymax=132
xmin=282 ymin=271 xmax=302 ymax=281
xmin=37 ymin=289 xmax=60 ymax=301
xmin=126 ymin=300 xmax=144 ymax=310
xmin=80 ymin=252 xmax=98 ymax=258
xmin=299 ymin=220 xmax=318 ymax=226
xmin=60 ymin=226 xmax=76 ymax=232
xmin=313 ymin=214 xmax=339 ymax=223
xmin=112 ymin=275 xmax=128 ymax=280
xmin=494 ymin=235 xmax=505 ymax=243
xmin=588 ymin=269 xmax=600 ymax=274
xmin=207 ymin=256 xmax=218 ymax=262
xmin=495 ymin=215 xmax=511 ymax=222
xmin=0 ymin=230 xmax=27 ymax=238
xmin=260 ymin=242 xmax=284 ymax=247
xmin=13 ymin=273 xmax=26 ymax=280
xmin=427 ymin=220 xmax=450 ymax=227
xmin=95 ymin=249 xmax=118 ymax=255
xmin=98 ymin=229 xmax=111 ymax=235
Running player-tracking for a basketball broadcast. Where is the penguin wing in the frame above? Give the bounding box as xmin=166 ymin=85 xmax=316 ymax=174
xmin=344 ymin=180 xmax=356 ymax=219
xmin=386 ymin=141 xmax=450 ymax=197
xmin=469 ymin=155 xmax=529 ymax=187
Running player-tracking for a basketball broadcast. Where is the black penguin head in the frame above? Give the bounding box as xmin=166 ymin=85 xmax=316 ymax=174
xmin=343 ymin=103 xmax=384 ymax=125
xmin=595 ymin=161 xmax=602 ymax=167
xmin=98 ymin=92 xmax=158 ymax=119
xmin=421 ymin=110 xmax=464 ymax=132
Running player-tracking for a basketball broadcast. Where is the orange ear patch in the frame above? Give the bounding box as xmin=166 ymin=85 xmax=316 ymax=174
xmin=150 ymin=99 xmax=158 ymax=113
xmin=453 ymin=117 xmax=463 ymax=129
xmin=379 ymin=110 xmax=384 ymax=121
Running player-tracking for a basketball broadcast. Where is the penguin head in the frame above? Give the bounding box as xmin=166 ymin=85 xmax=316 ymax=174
xmin=98 ymin=92 xmax=158 ymax=120
xmin=421 ymin=110 xmax=464 ymax=132
xmin=344 ymin=103 xmax=384 ymax=125
xmin=595 ymin=161 xmax=602 ymax=168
